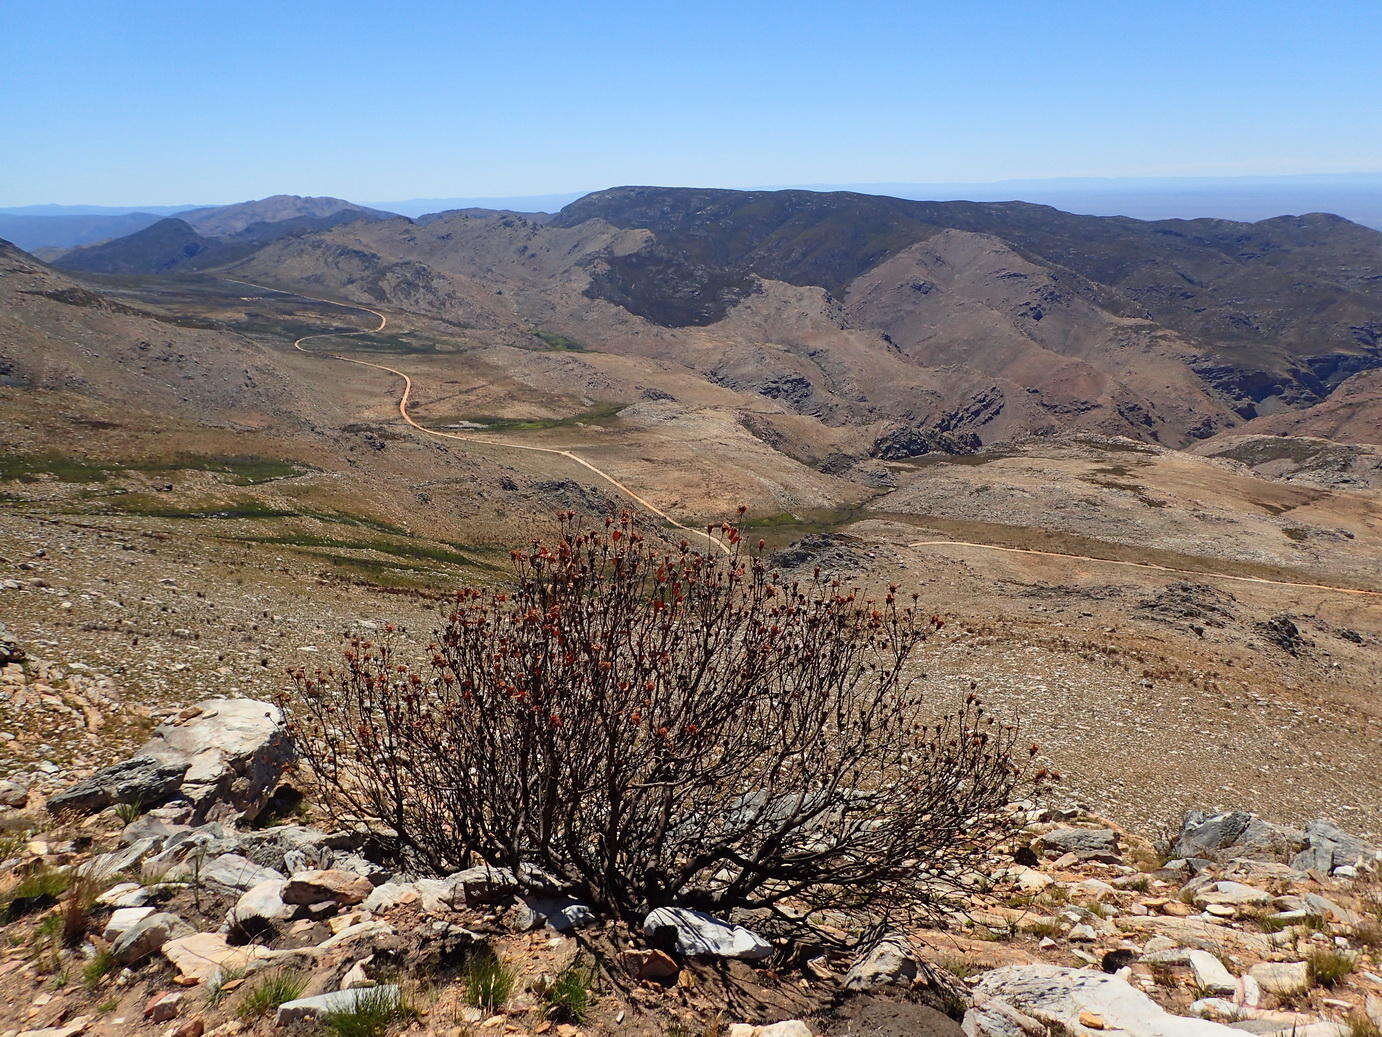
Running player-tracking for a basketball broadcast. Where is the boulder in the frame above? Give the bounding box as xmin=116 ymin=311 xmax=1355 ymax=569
xmin=111 ymin=911 xmax=194 ymax=964
xmin=101 ymin=906 xmax=156 ymax=943
xmin=1292 ymin=819 xmax=1379 ymax=874
xmin=235 ymin=824 xmax=368 ymax=876
xmin=0 ymin=777 xmax=28 ymax=808
xmin=144 ymin=991 xmax=184 ymax=1022
xmin=48 ymin=698 xmax=292 ymax=822
xmin=843 ymin=932 xmax=919 ymax=991
xmin=1248 ymin=961 xmax=1309 ymax=997
xmin=47 ymin=756 xmax=188 ymax=817
xmin=276 ymin=984 xmax=401 ymax=1025
xmin=283 ymin=869 xmax=373 ymax=906
xmin=1171 ymin=812 xmax=1304 ymax=864
xmin=192 ymin=853 xmax=285 ymax=893
xmin=513 ymin=895 xmax=594 ymax=933
xmin=965 ymin=964 xmax=1240 ymax=1037
xmin=726 ymin=1024 xmax=813 ymax=1037
xmin=226 ymin=879 xmax=292 ymax=936
xmin=0 ymin=622 xmax=24 ymax=665
xmin=643 ymin=907 xmax=773 ymax=961
xmin=361 ymin=881 xmax=419 ymax=914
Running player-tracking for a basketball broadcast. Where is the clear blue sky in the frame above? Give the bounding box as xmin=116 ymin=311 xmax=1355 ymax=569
xmin=2 ymin=0 xmax=1378 ymax=206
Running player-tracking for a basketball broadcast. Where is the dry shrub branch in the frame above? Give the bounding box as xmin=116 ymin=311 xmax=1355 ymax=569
xmin=284 ymin=512 xmax=1036 ymax=935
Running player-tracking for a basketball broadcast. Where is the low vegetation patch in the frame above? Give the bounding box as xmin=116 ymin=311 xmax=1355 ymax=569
xmin=1307 ymin=947 xmax=1355 ymax=987
xmin=286 ymin=511 xmax=1042 ymax=942
xmin=460 ymin=947 xmax=517 ymax=1012
xmin=540 ymin=960 xmax=596 ymax=1024
xmin=236 ymin=969 xmax=307 ymax=1020
xmin=319 ymin=985 xmax=414 ymax=1037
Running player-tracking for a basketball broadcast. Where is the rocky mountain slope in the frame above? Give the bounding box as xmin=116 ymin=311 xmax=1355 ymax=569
xmin=49 ymin=196 xmax=392 ymax=276
xmin=1 ymin=653 xmax=1379 ymax=1036
xmin=207 ymin=187 xmax=1382 ymax=452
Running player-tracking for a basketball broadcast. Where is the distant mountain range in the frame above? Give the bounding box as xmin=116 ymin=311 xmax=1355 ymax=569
xmin=0 ymin=185 xmax=1375 ymax=461
xmin=5 ymin=173 xmax=1380 ymax=252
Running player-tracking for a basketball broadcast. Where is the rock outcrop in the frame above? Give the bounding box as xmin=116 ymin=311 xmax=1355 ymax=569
xmin=48 ymin=698 xmax=292 ymax=822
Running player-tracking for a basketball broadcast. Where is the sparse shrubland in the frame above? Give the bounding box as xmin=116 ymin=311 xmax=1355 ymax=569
xmin=285 ymin=511 xmax=1038 ymax=939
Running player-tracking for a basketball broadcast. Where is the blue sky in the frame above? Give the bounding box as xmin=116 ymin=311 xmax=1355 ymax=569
xmin=2 ymin=0 xmax=1378 ymax=206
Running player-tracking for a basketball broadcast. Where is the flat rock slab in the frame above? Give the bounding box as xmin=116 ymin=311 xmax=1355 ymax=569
xmin=1115 ymin=915 xmax=1273 ymax=957
xmin=966 ymin=963 xmax=1239 ymax=1037
xmin=276 ymin=984 xmax=401 ymax=1025
xmin=1248 ymin=961 xmax=1309 ymax=997
xmin=162 ymin=931 xmax=274 ymax=983
xmin=1038 ymin=828 xmax=1119 ymax=855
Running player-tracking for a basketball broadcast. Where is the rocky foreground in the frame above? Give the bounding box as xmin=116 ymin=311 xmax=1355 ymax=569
xmin=1 ymin=673 xmax=1380 ymax=1036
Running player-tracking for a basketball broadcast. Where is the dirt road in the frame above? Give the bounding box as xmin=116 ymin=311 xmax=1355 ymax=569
xmin=226 ymin=279 xmax=731 ymax=554
xmin=227 ymin=278 xmax=1380 ymax=598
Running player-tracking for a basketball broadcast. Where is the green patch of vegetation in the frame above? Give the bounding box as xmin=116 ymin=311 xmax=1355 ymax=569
xmin=342 ymin=331 xmax=443 ymax=355
xmin=82 ymin=950 xmax=117 ymax=991
xmin=319 ymin=985 xmax=414 ymax=1037
xmin=540 ymin=961 xmax=595 ymax=1024
xmin=106 ymin=495 xmax=302 ymax=521
xmin=533 ymin=330 xmax=589 ymax=352
xmin=1306 ymin=947 xmax=1355 ymax=988
xmin=457 ymin=401 xmax=623 ymax=432
xmin=935 ymin=955 xmax=980 ymax=979
xmin=1022 ymin=917 xmax=1064 ymax=939
xmin=0 ymin=866 xmax=72 ymax=922
xmin=0 ymin=451 xmax=305 ymax=486
xmin=460 ymin=947 xmax=516 ymax=1012
xmin=236 ymin=969 xmax=307 ymax=1020
xmin=218 ymin=532 xmax=498 ymax=573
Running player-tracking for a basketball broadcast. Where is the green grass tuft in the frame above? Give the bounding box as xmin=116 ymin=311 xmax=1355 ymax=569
xmin=236 ymin=969 xmax=307 ymax=1020
xmin=319 ymin=986 xmax=413 ymax=1037
xmin=541 ymin=961 xmax=595 ymax=1024
xmin=1306 ymin=946 xmax=1355 ymax=988
xmin=460 ymin=947 xmax=516 ymax=1011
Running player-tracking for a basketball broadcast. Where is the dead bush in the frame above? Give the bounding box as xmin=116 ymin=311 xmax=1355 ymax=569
xmin=285 ymin=513 xmax=1039 ymax=937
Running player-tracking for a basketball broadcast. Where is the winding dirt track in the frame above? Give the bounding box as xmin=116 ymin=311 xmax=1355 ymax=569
xmin=226 ymin=280 xmax=730 ymax=555
xmin=229 ymin=279 xmax=1380 ymax=598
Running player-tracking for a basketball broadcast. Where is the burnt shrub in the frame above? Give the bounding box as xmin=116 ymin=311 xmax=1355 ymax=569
xmin=284 ymin=512 xmax=1035 ymax=935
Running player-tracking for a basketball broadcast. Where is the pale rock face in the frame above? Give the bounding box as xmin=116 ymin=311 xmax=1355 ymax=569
xmin=101 ymin=905 xmax=155 ymax=943
xmin=1248 ymin=961 xmax=1310 ymax=997
xmin=225 ymin=879 xmax=292 ymax=936
xmin=965 ymin=964 xmax=1241 ymax=1037
xmin=282 ymin=868 xmax=374 ymax=906
xmin=726 ymin=1023 xmax=814 ymax=1037
xmin=161 ymin=931 xmax=275 ymax=983
xmin=843 ymin=931 xmax=919 ymax=991
xmin=643 ymin=907 xmax=773 ymax=960
xmin=275 ymin=985 xmax=402 ymax=1025
xmin=47 ymin=698 xmax=293 ymax=822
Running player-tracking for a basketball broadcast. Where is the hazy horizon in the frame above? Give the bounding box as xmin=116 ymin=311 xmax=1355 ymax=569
xmin=4 ymin=172 xmax=1380 ymax=230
